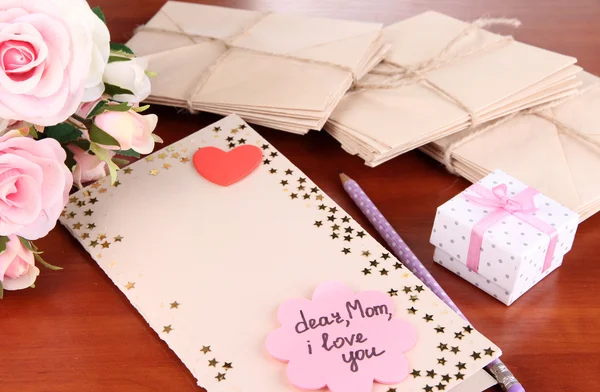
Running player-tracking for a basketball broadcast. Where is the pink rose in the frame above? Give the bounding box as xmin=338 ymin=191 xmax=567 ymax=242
xmin=0 ymin=0 xmax=93 ymax=125
xmin=67 ymin=144 xmax=110 ymax=187
xmin=0 ymin=235 xmax=38 ymax=291
xmin=0 ymin=135 xmax=72 ymax=240
xmin=94 ymin=110 xmax=158 ymax=154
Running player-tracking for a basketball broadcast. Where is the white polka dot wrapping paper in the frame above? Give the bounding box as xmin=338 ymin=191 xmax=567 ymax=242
xmin=429 ymin=169 xmax=579 ymax=305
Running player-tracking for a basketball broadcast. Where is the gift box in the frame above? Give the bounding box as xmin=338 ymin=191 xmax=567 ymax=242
xmin=430 ymin=170 xmax=579 ymax=305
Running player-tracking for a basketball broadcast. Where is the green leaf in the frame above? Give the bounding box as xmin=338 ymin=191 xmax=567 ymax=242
xmin=18 ymin=237 xmax=34 ymax=252
xmin=106 ymin=102 xmax=132 ymax=112
xmin=89 ymin=123 xmax=120 ymax=147
xmin=88 ymin=101 xmax=132 ymax=119
xmin=65 ymin=147 xmax=76 ymax=171
xmin=112 ymin=158 xmax=130 ymax=166
xmin=152 ymin=133 xmax=164 ymax=143
xmin=34 ymin=253 xmax=63 ymax=271
xmin=72 ymin=139 xmax=91 ymax=151
xmin=87 ymin=101 xmax=108 ymax=119
xmin=44 ymin=123 xmax=83 ymax=144
xmin=110 ymin=43 xmax=134 ymax=55
xmin=108 ymin=55 xmax=132 ymax=64
xmin=0 ymin=281 xmax=3 ymax=300
xmin=116 ymin=149 xmax=140 ymax=158
xmin=28 ymin=126 xmax=39 ymax=139
xmin=91 ymin=143 xmax=120 ymax=185
xmin=104 ymin=83 xmax=134 ymax=97
xmin=92 ymin=6 xmax=106 ymax=24
xmin=0 ymin=236 xmax=9 ymax=255
xmin=132 ymin=105 xmax=150 ymax=113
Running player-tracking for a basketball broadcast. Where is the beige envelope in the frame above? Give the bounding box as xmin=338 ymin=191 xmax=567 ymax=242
xmin=127 ymin=1 xmax=386 ymax=134
xmin=325 ymin=11 xmax=581 ymax=166
xmin=422 ymin=71 xmax=600 ymax=221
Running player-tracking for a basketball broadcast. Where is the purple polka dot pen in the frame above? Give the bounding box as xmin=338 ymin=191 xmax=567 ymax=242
xmin=340 ymin=173 xmax=524 ymax=392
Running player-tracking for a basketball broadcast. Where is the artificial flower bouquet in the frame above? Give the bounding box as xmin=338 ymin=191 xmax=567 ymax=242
xmin=0 ymin=1 xmax=161 ymax=298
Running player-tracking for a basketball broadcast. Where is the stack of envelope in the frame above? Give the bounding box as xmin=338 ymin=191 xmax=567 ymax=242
xmin=127 ymin=1 xmax=388 ymax=134
xmin=325 ymin=11 xmax=582 ymax=166
xmin=421 ymin=71 xmax=600 ymax=221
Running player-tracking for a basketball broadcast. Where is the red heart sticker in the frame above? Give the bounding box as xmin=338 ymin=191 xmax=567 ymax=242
xmin=193 ymin=145 xmax=263 ymax=186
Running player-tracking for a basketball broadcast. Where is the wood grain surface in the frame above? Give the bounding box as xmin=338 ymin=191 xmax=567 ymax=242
xmin=1 ymin=1 xmax=599 ymax=391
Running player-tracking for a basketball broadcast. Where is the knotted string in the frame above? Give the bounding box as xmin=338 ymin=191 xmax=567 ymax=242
xmin=353 ymin=18 xmax=522 ymax=128
xmin=134 ymin=10 xmax=361 ymax=113
xmin=443 ymin=82 xmax=600 ymax=174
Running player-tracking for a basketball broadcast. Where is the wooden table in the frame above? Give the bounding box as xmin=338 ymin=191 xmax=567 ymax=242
xmin=1 ymin=1 xmax=599 ymax=391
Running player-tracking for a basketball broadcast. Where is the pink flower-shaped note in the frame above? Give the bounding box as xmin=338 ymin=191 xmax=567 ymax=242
xmin=267 ymin=281 xmax=417 ymax=392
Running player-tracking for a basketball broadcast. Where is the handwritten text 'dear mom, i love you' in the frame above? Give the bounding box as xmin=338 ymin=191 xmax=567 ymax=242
xmin=266 ymin=281 xmax=417 ymax=392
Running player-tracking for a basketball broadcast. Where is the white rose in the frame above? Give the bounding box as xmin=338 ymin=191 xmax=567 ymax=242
xmin=103 ymin=58 xmax=151 ymax=103
xmin=52 ymin=0 xmax=110 ymax=102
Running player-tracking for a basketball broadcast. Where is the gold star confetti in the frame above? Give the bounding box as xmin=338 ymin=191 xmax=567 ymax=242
xmin=83 ymin=190 xmax=91 ymax=197
xmin=97 ymin=253 xmax=103 ymax=259
xmin=208 ymin=358 xmax=219 ymax=367
xmin=163 ymin=163 xmax=172 ymax=170
xmin=145 ymin=156 xmax=155 ymax=162
xmin=402 ymin=272 xmax=410 ymax=278
xmin=231 ymin=129 xmax=239 ymax=134
xmin=91 ymin=183 xmax=101 ymax=189
xmin=98 ymin=234 xmax=107 ymax=240
xmin=125 ymin=282 xmax=135 ymax=290
xmin=222 ymin=362 xmax=233 ymax=370
xmin=60 ymin=210 xmax=66 ymax=217
xmin=81 ymin=233 xmax=90 ymax=239
xmin=67 ymin=212 xmax=76 ymax=219
xmin=114 ymin=235 xmax=123 ymax=242
xmin=113 ymin=181 xmax=121 ymax=187
xmin=99 ymin=188 xmax=107 ymax=194
xmin=77 ymin=200 xmax=86 ymax=207
xmin=87 ymin=223 xmax=96 ymax=230
xmin=171 ymin=152 xmax=180 ymax=158
xmin=69 ymin=196 xmax=78 ymax=203
xmin=158 ymin=153 xmax=167 ymax=159
xmin=72 ymin=223 xmax=83 ymax=230
xmin=149 ymin=169 xmax=159 ymax=176
xmin=101 ymin=241 xmax=110 ymax=249
xmin=89 ymin=240 xmax=99 ymax=247
xmin=181 ymin=148 xmax=188 ymax=153
xmin=167 ymin=146 xmax=175 ymax=152
xmin=180 ymin=157 xmax=190 ymax=163
xmin=89 ymin=197 xmax=98 ymax=205
xmin=84 ymin=209 xmax=93 ymax=216
xmin=315 ymin=195 xmax=324 ymax=201
xmin=163 ymin=325 xmax=173 ymax=334
xmin=200 ymin=346 xmax=211 ymax=354
xmin=362 ymin=251 xmax=371 ymax=257
xmin=170 ymin=301 xmax=180 ymax=309
xmin=215 ymin=373 xmax=226 ymax=382
xmin=123 ymin=168 xmax=133 ymax=174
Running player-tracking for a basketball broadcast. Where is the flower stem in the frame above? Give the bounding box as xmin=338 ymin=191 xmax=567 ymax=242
xmin=71 ymin=114 xmax=88 ymax=123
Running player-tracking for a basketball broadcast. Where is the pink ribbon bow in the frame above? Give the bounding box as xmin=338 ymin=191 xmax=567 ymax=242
xmin=464 ymin=183 xmax=558 ymax=273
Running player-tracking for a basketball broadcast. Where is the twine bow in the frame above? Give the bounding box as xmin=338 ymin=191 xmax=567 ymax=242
xmin=353 ymin=18 xmax=522 ymax=128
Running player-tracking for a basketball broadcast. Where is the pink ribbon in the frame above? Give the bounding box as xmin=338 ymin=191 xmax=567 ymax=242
xmin=464 ymin=183 xmax=558 ymax=272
